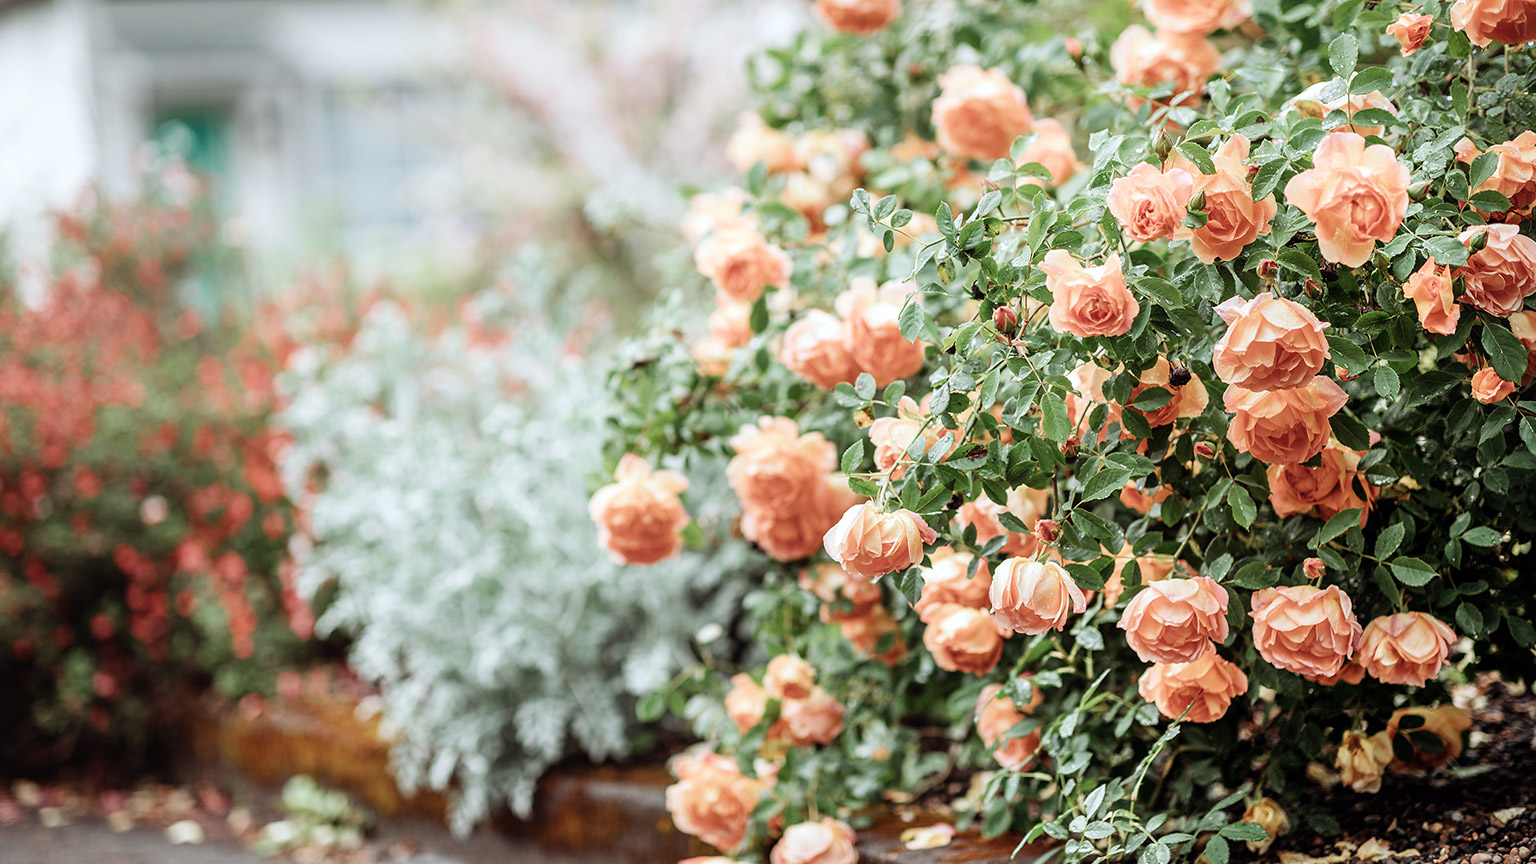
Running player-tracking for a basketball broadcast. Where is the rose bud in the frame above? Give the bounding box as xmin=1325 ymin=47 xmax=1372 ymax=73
xmin=1303 ymin=557 xmax=1327 ymax=580
xmin=1034 ymin=519 xmax=1060 ymax=543
xmin=1194 ymin=441 xmax=1216 ymax=459
xmin=1061 ymin=435 xmax=1081 ymax=456
xmin=993 ymin=305 xmax=1019 ymax=338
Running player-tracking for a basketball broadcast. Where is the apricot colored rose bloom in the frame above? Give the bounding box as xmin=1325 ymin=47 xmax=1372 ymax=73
xmin=1386 ymin=705 xmax=1472 ymax=770
xmin=1386 ymin=12 xmax=1435 ymax=54
xmin=1211 ymin=292 xmax=1330 ymax=391
xmin=1017 ymin=119 xmax=1084 ymax=187
xmin=1460 ymin=131 xmax=1536 ymax=216
xmin=1108 ymin=162 xmax=1195 ymax=243
xmin=725 ymin=674 xmax=769 ymax=733
xmin=1336 ymin=730 xmax=1393 ymax=793
xmin=1119 ymin=482 xmax=1172 ymax=516
xmin=1284 ymin=132 xmax=1410 ymax=268
xmin=1267 ymin=441 xmax=1377 ymax=524
xmin=956 ymin=496 xmax=1035 ymax=557
xmin=710 ymin=301 xmax=754 ymax=350
xmin=1142 ymin=0 xmax=1248 ymax=35
xmin=1178 ymin=135 xmax=1278 ymax=264
xmin=815 ymin=0 xmax=900 ymax=35
xmin=837 ymin=278 xmax=926 ymax=386
xmin=1223 ymin=377 xmax=1350 ymax=465
xmin=1130 ymin=358 xmax=1210 ymax=427
xmin=765 ymin=655 xmax=817 ymax=700
xmin=1472 ymin=367 xmax=1518 ymax=403
xmin=838 ymin=605 xmax=906 ymax=665
xmin=915 ymin=548 xmax=993 ymax=616
xmin=781 ymin=310 xmax=860 ymax=390
xmin=1249 ymin=585 xmax=1363 ymax=680
xmin=694 ymin=225 xmax=793 ymax=305
xmin=976 ymin=682 xmax=1043 ymax=770
xmin=743 ymin=506 xmax=839 ymax=562
xmin=1137 ymin=652 xmax=1249 ymax=723
xmin=1401 ymin=258 xmax=1461 ymax=336
xmin=1456 ymin=224 xmax=1536 ymax=317
xmin=1287 ymin=82 xmax=1400 ymax=138
xmin=682 ymin=187 xmax=752 ymax=246
xmin=1118 ymin=576 xmax=1230 ymax=663
xmin=931 ymin=65 xmax=1034 ymax=161
xmin=665 ymin=751 xmax=767 ymax=852
xmin=1451 ymin=0 xmax=1536 ymax=46
xmin=726 ymin=112 xmax=802 ymax=175
xmin=1110 ymin=26 xmax=1221 ymax=108
xmin=1241 ymin=798 xmax=1291 ymax=855
xmin=1359 ymin=611 xmax=1457 ymax=686
xmin=777 ymin=686 xmax=846 ymax=746
xmin=989 ymin=558 xmax=1088 ymax=635
xmin=771 ymin=819 xmax=858 ymax=864
xmin=588 ymin=454 xmax=690 ymax=566
xmin=727 ymin=417 xmax=837 ymax=518
xmin=870 ymin=396 xmax=937 ymax=478
xmin=1042 ymin=250 xmax=1140 ymax=338
xmin=823 ymin=503 xmax=936 ymax=578
xmin=921 ymin=602 xmax=1006 ymax=675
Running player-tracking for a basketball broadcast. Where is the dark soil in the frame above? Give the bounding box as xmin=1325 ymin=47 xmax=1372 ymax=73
xmin=1266 ymin=676 xmax=1536 ymax=864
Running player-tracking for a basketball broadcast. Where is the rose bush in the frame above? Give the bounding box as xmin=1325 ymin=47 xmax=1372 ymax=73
xmin=602 ymin=0 xmax=1536 ymax=860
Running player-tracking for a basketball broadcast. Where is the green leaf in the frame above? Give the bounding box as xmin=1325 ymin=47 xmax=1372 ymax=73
xmin=1482 ymin=322 xmax=1528 ymax=384
xmin=1178 ymin=142 xmax=1217 ymax=175
xmin=854 ymin=372 xmax=876 ymax=401
xmin=1327 ymin=334 xmax=1371 ymax=375
xmin=842 ymin=440 xmax=865 ymax=476
xmin=1456 ymin=602 xmax=1484 ymax=636
xmin=1462 ymin=526 xmax=1502 ymax=547
xmin=1508 ymin=615 xmax=1536 ymax=648
xmin=1081 ymin=463 xmax=1137 ymax=502
xmin=1423 ymin=235 xmax=1470 ymax=267
xmin=1204 ymin=834 xmax=1231 ymax=864
xmin=749 ymin=295 xmax=769 ymax=333
xmin=1373 ymin=365 xmax=1400 ymax=401
xmin=1316 ymin=509 xmax=1362 ymax=545
xmin=1278 ymin=247 xmax=1323 ymax=284
xmin=898 ymin=299 xmax=928 ymax=342
xmin=1228 ymin=485 xmax=1257 ymax=529
xmin=1329 ymin=34 xmax=1358 ymax=79
xmin=1390 ymin=556 xmax=1437 ymax=587
xmin=1349 ymin=67 xmax=1394 ymax=96
xmin=1469 ymin=151 xmax=1501 ymax=188
xmin=1221 ymin=821 xmax=1271 ymax=843
xmin=1042 ymin=391 xmax=1072 ymax=442
xmin=1375 ymin=521 xmax=1406 ymax=558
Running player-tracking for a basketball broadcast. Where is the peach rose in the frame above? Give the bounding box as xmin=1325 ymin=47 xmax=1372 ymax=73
xmin=836 ymin=278 xmax=926 ymax=386
xmin=1223 ymin=377 xmax=1350 ymax=465
xmin=915 ymin=548 xmax=993 ymax=615
xmin=588 ymin=454 xmax=690 ymax=565
xmin=1212 ymin=292 xmax=1330 ymax=391
xmin=711 ymin=302 xmax=755 ymax=349
xmin=728 ymin=418 xmax=837 ymax=517
xmin=1314 ymin=656 xmax=1367 ymax=686
xmin=777 ymin=686 xmax=846 ymax=746
xmin=1336 ymin=730 xmax=1393 ymax=793
xmin=1287 ymin=83 xmax=1400 ymax=138
xmin=1459 ymin=132 xmax=1536 ymax=217
xmin=1472 ymin=367 xmax=1518 ymax=403
xmin=1249 ymin=585 xmax=1363 ymax=680
xmin=931 ymin=65 xmax=1034 ymax=162
xmin=682 ymin=187 xmax=752 ymax=247
xmin=727 ymin=113 xmax=802 ymax=174
xmin=695 ymin=225 xmax=793 ymax=305
xmin=1386 ymin=705 xmax=1472 ymax=771
xmin=1240 ymin=798 xmax=1291 ymax=855
xmin=1266 ymin=441 xmax=1377 ymax=524
xmin=989 ymin=557 xmax=1088 ymax=635
xmin=1118 ymin=576 xmax=1230 ymax=663
xmin=1284 ymin=132 xmax=1410 ymax=267
xmin=1109 ymin=26 xmax=1220 ymax=108
xmin=1359 ymin=612 xmax=1457 ymax=686
xmin=1119 ymin=482 xmax=1173 ymax=516
xmin=781 ymin=310 xmax=860 ymax=390
xmin=804 ymin=563 xmax=883 ymax=620
xmin=1450 ymin=0 xmax=1536 ymax=46
xmin=693 ymin=337 xmax=733 ymax=377
xmin=725 ymin=674 xmax=770 ymax=733
xmin=956 ymin=496 xmax=1036 ymax=557
xmin=1129 ymin=358 xmax=1210 ymax=426
xmin=1108 ymin=162 xmax=1195 ymax=242
xmin=823 ymin=503 xmax=936 ymax=578
xmin=1456 ymin=224 xmax=1536 ymax=317
xmin=976 ymin=682 xmax=1044 ymax=770
xmin=1513 ymin=310 xmax=1536 ymax=348
xmin=921 ymin=603 xmax=1006 ymax=674
xmin=744 ymin=507 xmax=839 ymax=562
xmin=765 ymin=655 xmax=817 ymax=700
xmin=1137 ymin=652 xmax=1249 ymax=723
xmin=1017 ymin=119 xmax=1084 ymax=187
xmin=815 ymin=0 xmax=901 ymax=34
xmin=1386 ymin=13 xmax=1435 ymax=54
xmin=771 ymin=819 xmax=858 ymax=864
xmin=1042 ymin=250 xmax=1140 ymax=338
xmin=870 ymin=396 xmax=938 ymax=478
xmin=837 ymin=606 xmax=907 ymax=665
xmin=1177 ymin=135 xmax=1277 ymax=264
xmin=1142 ymin=0 xmax=1249 ymax=34
xmin=666 ymin=751 xmax=767 ymax=852
xmin=1402 ymin=258 xmax=1461 ymax=336
xmin=1066 ymin=360 xmax=1122 ymax=442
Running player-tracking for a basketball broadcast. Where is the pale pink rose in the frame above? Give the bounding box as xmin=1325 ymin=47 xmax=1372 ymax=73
xmin=1118 ymin=576 xmax=1230 ymax=663
xmin=1176 ymin=135 xmax=1277 ymax=264
xmin=1066 ymin=360 xmax=1122 ymax=441
xmin=1386 ymin=705 xmax=1472 ymax=771
xmin=956 ymin=496 xmax=1036 ymax=557
xmin=1456 ymin=224 xmax=1536 ymax=317
xmin=726 ymin=113 xmax=802 ymax=174
xmin=725 ymin=674 xmax=769 ymax=733
xmin=588 ymin=454 xmax=690 ymax=565
xmin=1458 ymin=131 xmax=1536 ymax=217
xmin=665 ymin=751 xmax=767 ymax=852
xmin=695 ymin=225 xmax=793 ymax=305
xmin=976 ymin=682 xmax=1044 ymax=770
xmin=728 ymin=418 xmax=837 ymax=517
xmin=1212 ymin=292 xmax=1330 ymax=391
xmin=1005 ymin=485 xmax=1053 ymax=527
xmin=1042 ymin=250 xmax=1139 ymax=338
xmin=1142 ymin=0 xmax=1249 ymax=35
xmin=920 ymin=603 xmax=1007 ymax=674
xmin=682 ymin=188 xmax=753 ymax=247
xmin=870 ymin=396 xmax=937 ymax=478
xmin=836 ymin=278 xmax=926 ymax=386
xmin=989 ymin=558 xmax=1088 ymax=635
xmin=837 ymin=606 xmax=907 ymax=665
xmin=1358 ymin=611 xmax=1457 ymax=686
xmin=781 ymin=310 xmax=861 ymax=390
xmin=777 ymin=687 xmax=846 ymax=746
xmin=1402 ymin=258 xmax=1461 ymax=336
xmin=1284 ymin=132 xmax=1410 ymax=267
xmin=1287 ymin=83 xmax=1400 ymax=138
xmin=1017 ymin=119 xmax=1084 ymax=187
xmin=1450 ymin=0 xmax=1536 ymax=45
xmin=711 ymin=302 xmax=755 ymax=349
xmin=1109 ymin=26 xmax=1220 ymax=108
xmin=771 ymin=819 xmax=858 ymax=864
xmin=795 ymin=129 xmax=869 ymax=192
xmin=1250 ymin=585 xmax=1363 ymax=680
xmin=693 ymin=337 xmax=733 ymax=377
xmin=823 ymin=503 xmax=937 ymax=578
xmin=780 ymin=173 xmax=836 ymax=234
xmin=1266 ymin=441 xmax=1377 ymax=525
xmin=1386 ymin=13 xmax=1435 ymax=54
xmin=914 ymin=547 xmax=993 ymax=616
xmin=1336 ymin=730 xmax=1393 ymax=793
xmin=1223 ymin=377 xmax=1350 ymax=465
xmin=1137 ymin=652 xmax=1249 ymax=722
xmin=1129 ymin=358 xmax=1210 ymax=427
xmin=931 ymin=65 xmax=1034 ymax=161
xmin=815 ymin=0 xmax=900 ymax=34
xmin=1472 ymin=367 xmax=1518 ymax=403
xmin=765 ymin=655 xmax=817 ymax=700
xmin=1108 ymin=162 xmax=1195 ymax=242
